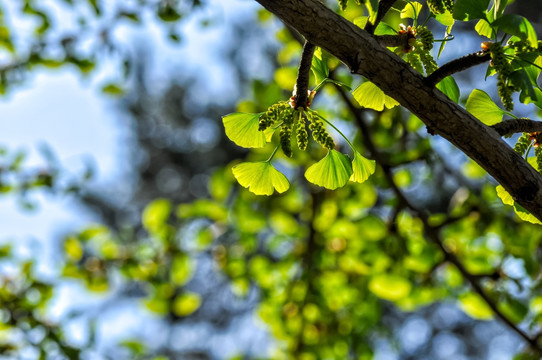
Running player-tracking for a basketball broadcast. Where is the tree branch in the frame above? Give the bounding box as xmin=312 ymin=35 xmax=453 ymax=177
xmin=491 ymin=118 xmax=542 ymax=136
xmin=294 ymin=40 xmax=316 ymax=109
xmin=253 ymin=0 xmax=542 ymax=222
xmin=425 ymin=50 xmax=491 ymax=86
xmin=336 ymin=83 xmax=542 ymax=353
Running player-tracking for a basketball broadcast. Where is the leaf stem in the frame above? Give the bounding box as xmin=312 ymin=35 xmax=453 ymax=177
xmin=266 ymin=145 xmax=281 ymax=163
xmin=311 ymin=111 xmax=356 ymax=152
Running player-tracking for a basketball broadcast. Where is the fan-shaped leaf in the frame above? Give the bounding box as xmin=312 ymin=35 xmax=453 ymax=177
xmin=465 ymin=89 xmax=505 ymax=125
xmin=305 ymin=150 xmax=353 ymax=190
xmin=223 ymin=112 xmax=267 ymax=148
xmin=352 ymin=81 xmax=399 ymax=111
xmin=350 ymin=151 xmax=376 ymax=183
xmin=232 ymin=162 xmax=289 ymax=196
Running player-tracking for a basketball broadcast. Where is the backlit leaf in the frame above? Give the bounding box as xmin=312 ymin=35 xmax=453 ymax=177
xmin=496 ymin=185 xmax=514 ymax=206
xmin=369 ymin=274 xmax=412 ymax=301
xmin=311 ymin=47 xmax=329 ymax=84
xmin=465 ymin=89 xmax=505 ymax=125
xmin=436 ymin=76 xmax=460 ymax=103
xmin=232 ymin=162 xmax=289 ymax=196
xmin=350 ymin=151 xmax=376 ymax=183
xmin=459 ymin=293 xmax=493 ymax=320
xmin=222 ymin=113 xmax=267 ymax=148
xmin=453 ymin=0 xmax=490 ymax=21
xmin=172 ymin=293 xmax=202 ymax=317
xmin=352 ymin=81 xmax=399 ymax=111
xmin=400 ymin=1 xmax=422 ymax=20
xmin=305 ymin=150 xmax=353 ymax=190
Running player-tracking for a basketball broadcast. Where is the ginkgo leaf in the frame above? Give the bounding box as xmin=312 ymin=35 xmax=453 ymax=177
xmin=459 ymin=292 xmax=494 ymax=320
xmin=465 ymin=89 xmax=505 ymax=125
xmin=311 ymin=47 xmax=329 ymax=84
xmin=350 ymin=151 xmax=376 ymax=183
xmin=496 ymin=185 xmax=514 ymax=206
xmin=232 ymin=162 xmax=289 ymax=196
xmin=514 ymin=203 xmax=542 ymax=225
xmin=400 ymin=1 xmax=422 ymax=20
xmin=369 ymin=274 xmax=412 ymax=301
xmin=352 ymin=81 xmax=399 ymax=111
xmin=223 ymin=112 xmax=267 ymax=148
xmin=436 ymin=76 xmax=460 ymax=103
xmin=305 ymin=150 xmax=353 ymax=190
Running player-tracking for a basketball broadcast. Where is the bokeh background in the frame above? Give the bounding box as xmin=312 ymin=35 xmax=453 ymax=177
xmin=1 ymin=0 xmax=542 ymax=359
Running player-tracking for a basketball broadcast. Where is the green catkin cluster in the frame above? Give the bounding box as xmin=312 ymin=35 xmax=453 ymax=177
xmin=417 ymin=26 xmax=434 ymax=51
xmin=443 ymin=0 xmax=454 ymax=12
xmin=258 ymin=101 xmax=291 ymax=131
xmin=490 ymin=42 xmax=515 ymax=111
xmin=514 ymin=132 xmax=531 ymax=155
xmin=426 ymin=0 xmax=446 ymax=14
xmin=307 ymin=111 xmax=335 ymax=150
xmin=535 ymin=146 xmax=542 ymax=174
xmin=296 ymin=112 xmax=308 ymax=151
xmin=405 ymin=52 xmax=424 ymax=74
xmin=338 ymin=0 xmax=348 ymax=10
xmin=418 ymin=48 xmax=438 ymax=75
xmin=280 ymin=123 xmax=293 ymax=157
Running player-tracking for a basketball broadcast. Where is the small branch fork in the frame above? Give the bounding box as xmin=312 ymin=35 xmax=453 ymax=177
xmin=334 ymin=82 xmax=542 ymax=356
xmin=426 ymin=51 xmax=491 ymax=86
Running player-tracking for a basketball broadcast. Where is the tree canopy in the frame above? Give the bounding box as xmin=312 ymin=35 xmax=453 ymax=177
xmin=2 ymin=0 xmax=542 ymax=359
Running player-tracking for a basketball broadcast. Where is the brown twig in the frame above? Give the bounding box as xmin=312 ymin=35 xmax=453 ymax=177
xmin=294 ymin=41 xmax=316 ymax=109
xmin=491 ymin=118 xmax=542 ymax=136
xmin=426 ymin=50 xmax=491 ymax=86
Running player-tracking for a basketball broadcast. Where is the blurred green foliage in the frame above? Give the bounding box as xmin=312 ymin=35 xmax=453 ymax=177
xmin=2 ymin=0 xmax=542 ymax=359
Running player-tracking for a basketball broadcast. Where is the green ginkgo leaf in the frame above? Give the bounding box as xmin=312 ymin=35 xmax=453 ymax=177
xmin=305 ymin=150 xmax=353 ymax=190
xmin=400 ymin=1 xmax=422 ymax=20
xmin=222 ymin=112 xmax=267 ymax=148
xmin=352 ymin=81 xmax=399 ymax=111
xmin=232 ymin=162 xmax=289 ymax=196
xmin=496 ymin=185 xmax=514 ymax=206
xmin=465 ymin=89 xmax=505 ymax=125
xmin=350 ymin=151 xmax=376 ymax=183
xmin=459 ymin=292 xmax=494 ymax=320
xmin=369 ymin=274 xmax=412 ymax=301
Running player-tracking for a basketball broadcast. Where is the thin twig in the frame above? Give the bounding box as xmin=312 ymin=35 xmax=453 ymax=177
xmin=492 ymin=118 xmax=542 ymax=136
xmin=426 ymin=51 xmax=491 ymax=86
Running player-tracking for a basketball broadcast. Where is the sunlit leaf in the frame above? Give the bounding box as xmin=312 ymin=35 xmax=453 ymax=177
xmin=459 ymin=293 xmax=494 ymax=320
xmin=172 ymin=292 xmax=201 ymax=316
xmin=513 ymin=203 xmax=542 ymax=225
xmin=496 ymin=185 xmax=514 ymax=206
xmin=436 ymin=76 xmax=460 ymax=103
xmin=475 ymin=19 xmax=496 ymax=39
xmin=311 ymin=47 xmax=329 ymax=84
xmin=305 ymin=150 xmax=353 ymax=190
xmin=369 ymin=274 xmax=412 ymax=301
xmin=222 ymin=112 xmax=267 ymax=148
xmin=497 ymin=298 xmax=528 ymax=323
xmin=400 ymin=1 xmax=422 ymax=20
xmin=465 ymin=89 xmax=505 ymax=125
xmin=353 ymin=16 xmax=369 ymax=29
xmin=142 ymin=199 xmax=171 ymax=231
xmin=352 ymin=81 xmax=399 ymax=111
xmin=435 ymin=11 xmax=455 ymax=26
xmin=350 ymin=151 xmax=376 ymax=183
xmin=232 ymin=162 xmax=289 ymax=196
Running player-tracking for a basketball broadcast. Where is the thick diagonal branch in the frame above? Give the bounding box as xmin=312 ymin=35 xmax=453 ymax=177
xmin=253 ymin=0 xmax=542 ymax=221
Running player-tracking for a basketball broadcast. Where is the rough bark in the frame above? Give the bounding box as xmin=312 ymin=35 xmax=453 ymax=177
xmin=254 ymin=0 xmax=542 ymax=221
